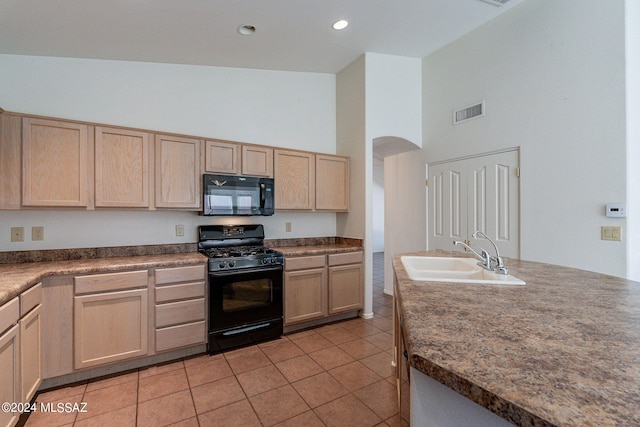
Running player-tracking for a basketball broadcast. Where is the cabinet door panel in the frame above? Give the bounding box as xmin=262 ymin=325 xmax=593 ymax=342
xmin=22 ymin=118 xmax=89 ymax=207
xmin=274 ymin=150 xmax=315 ymax=210
xmin=0 ymin=113 xmax=22 ymax=209
xmin=155 ymin=134 xmax=201 ymax=209
xmin=316 ymin=154 xmax=349 ymax=211
xmin=0 ymin=324 xmax=19 ymax=427
xmin=20 ymin=304 xmax=42 ymax=402
xmin=284 ymin=268 xmax=327 ymax=325
xmin=205 ymin=140 xmax=240 ymax=174
xmin=328 ymin=264 xmax=363 ymax=314
xmin=242 ymin=145 xmax=273 ymax=177
xmin=95 ymin=127 xmax=150 ymax=207
xmin=74 ymin=289 xmax=148 ymax=369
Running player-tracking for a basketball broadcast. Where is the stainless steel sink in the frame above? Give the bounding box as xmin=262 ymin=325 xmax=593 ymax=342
xmin=400 ymin=256 xmax=525 ymax=285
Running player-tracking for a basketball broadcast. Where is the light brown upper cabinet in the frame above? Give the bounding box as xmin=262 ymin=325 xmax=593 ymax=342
xmin=0 ymin=112 xmax=22 ymax=210
xmin=205 ymin=140 xmax=240 ymax=175
xmin=22 ymin=118 xmax=90 ymax=207
xmin=95 ymin=127 xmax=151 ymax=208
xmin=205 ymin=141 xmax=273 ymax=177
xmin=315 ymin=154 xmax=349 ymax=211
xmin=155 ymin=134 xmax=202 ymax=209
xmin=274 ymin=149 xmax=315 ymax=210
xmin=242 ymin=145 xmax=273 ymax=177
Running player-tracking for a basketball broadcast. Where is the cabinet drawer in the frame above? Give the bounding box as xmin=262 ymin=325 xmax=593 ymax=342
xmin=155 ymin=299 xmax=205 ymax=328
xmin=75 ymin=270 xmax=148 ymax=294
xmin=155 ymin=265 xmax=205 ymax=285
xmin=328 ymin=251 xmax=363 ymax=266
xmin=285 ymin=255 xmax=326 ymax=271
xmin=156 ymin=321 xmax=206 ymax=352
xmin=20 ymin=282 xmax=42 ymax=316
xmin=156 ymin=281 xmax=205 ymax=303
xmin=0 ymin=297 xmax=19 ymax=334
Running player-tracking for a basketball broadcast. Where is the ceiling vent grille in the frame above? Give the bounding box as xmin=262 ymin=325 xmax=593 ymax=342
xmin=453 ymin=100 xmax=485 ymax=125
xmin=478 ymin=0 xmax=510 ymax=6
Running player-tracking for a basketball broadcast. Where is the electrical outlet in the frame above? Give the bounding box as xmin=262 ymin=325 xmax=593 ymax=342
xmin=175 ymin=224 xmax=185 ymax=237
xmin=285 ymin=222 xmax=292 ymax=233
xmin=11 ymin=227 xmax=24 ymax=242
xmin=601 ymin=226 xmax=621 ymax=241
xmin=32 ymin=226 xmax=44 ymax=241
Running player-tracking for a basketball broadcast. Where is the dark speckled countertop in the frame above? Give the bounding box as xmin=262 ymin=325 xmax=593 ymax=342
xmin=0 ymin=238 xmax=362 ymax=305
xmin=266 ymin=236 xmax=363 ymax=257
xmin=0 ymin=252 xmax=206 ymax=306
xmin=393 ymin=250 xmax=640 ymax=427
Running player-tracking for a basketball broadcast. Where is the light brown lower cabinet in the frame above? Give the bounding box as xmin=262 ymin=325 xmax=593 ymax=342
xmin=73 ymin=270 xmax=149 ymax=370
xmin=328 ymin=252 xmax=363 ymax=314
xmin=20 ymin=284 xmax=42 ymax=402
xmin=0 ymin=299 xmax=20 ymax=427
xmin=154 ymin=265 xmax=206 ymax=352
xmin=284 ymin=251 xmax=363 ymax=326
xmin=0 ymin=284 xmax=42 ymax=427
xmin=284 ymin=267 xmax=328 ymax=325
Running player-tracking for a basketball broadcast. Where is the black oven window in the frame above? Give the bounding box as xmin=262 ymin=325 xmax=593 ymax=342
xmin=222 ymin=278 xmax=273 ymax=312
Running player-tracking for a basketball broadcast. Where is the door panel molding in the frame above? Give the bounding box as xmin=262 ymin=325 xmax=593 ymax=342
xmin=428 ymin=149 xmax=520 ymax=258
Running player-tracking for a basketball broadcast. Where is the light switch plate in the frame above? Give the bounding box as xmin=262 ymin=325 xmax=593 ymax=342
xmin=175 ymin=224 xmax=185 ymax=237
xmin=601 ymin=226 xmax=621 ymax=241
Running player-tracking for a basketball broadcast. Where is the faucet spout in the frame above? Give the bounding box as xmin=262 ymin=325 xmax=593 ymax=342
xmin=453 ymin=240 xmax=492 ymax=271
xmin=471 ymin=231 xmax=509 ymax=275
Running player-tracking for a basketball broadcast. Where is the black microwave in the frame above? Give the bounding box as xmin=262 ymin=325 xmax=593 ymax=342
xmin=203 ymin=174 xmax=274 ymax=216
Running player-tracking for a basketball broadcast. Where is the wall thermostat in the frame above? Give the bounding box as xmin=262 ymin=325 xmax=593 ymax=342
xmin=606 ymin=203 xmax=626 ymax=218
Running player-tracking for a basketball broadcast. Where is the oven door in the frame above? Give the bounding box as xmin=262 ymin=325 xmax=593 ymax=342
xmin=209 ymin=265 xmax=283 ymax=332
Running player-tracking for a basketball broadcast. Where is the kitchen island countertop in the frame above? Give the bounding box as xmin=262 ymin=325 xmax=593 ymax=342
xmin=393 ymin=250 xmax=640 ymax=427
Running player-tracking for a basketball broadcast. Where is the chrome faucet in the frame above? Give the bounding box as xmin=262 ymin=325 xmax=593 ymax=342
xmin=471 ymin=230 xmax=509 ymax=275
xmin=453 ymin=240 xmax=493 ymax=271
xmin=453 ymin=231 xmax=509 ymax=275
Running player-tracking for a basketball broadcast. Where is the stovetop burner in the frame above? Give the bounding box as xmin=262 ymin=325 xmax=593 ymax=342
xmin=202 ymin=245 xmax=277 ymax=259
xmin=198 ymin=225 xmax=283 ymax=271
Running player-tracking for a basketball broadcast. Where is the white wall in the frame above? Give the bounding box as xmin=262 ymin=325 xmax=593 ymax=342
xmin=366 ymin=53 xmax=422 ymax=147
xmin=0 ymin=55 xmax=338 ymax=250
xmin=372 ymin=157 xmax=385 ymax=252
xmin=0 ymin=55 xmax=335 ymax=152
xmin=626 ymin=0 xmax=640 ymax=281
xmin=422 ymin=0 xmax=627 ymax=278
xmin=336 ymin=55 xmax=372 ymax=317
xmin=384 ymin=149 xmax=427 ymax=294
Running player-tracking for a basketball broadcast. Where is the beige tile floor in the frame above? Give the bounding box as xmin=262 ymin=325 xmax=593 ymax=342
xmin=22 ymin=253 xmax=406 ymax=427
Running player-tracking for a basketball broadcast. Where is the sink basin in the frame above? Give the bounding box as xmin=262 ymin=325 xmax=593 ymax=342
xmin=400 ymin=256 xmax=525 ymax=285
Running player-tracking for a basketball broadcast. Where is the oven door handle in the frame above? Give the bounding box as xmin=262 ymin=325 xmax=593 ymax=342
xmin=209 ymin=265 xmax=283 ymax=277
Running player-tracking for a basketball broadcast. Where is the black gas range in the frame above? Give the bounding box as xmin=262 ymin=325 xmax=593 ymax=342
xmin=198 ymin=225 xmax=284 ymax=353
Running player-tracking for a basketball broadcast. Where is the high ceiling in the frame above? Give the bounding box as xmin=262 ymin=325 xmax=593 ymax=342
xmin=0 ymin=0 xmax=525 ymax=74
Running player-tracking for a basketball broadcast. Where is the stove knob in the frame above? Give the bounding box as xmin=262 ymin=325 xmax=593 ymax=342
xmin=270 ymin=258 xmax=277 ymax=264
xmin=218 ymin=262 xmax=226 ymax=269
xmin=228 ymin=261 xmax=235 ymax=268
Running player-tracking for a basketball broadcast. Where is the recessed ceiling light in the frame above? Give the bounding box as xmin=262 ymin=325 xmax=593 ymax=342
xmin=332 ymin=19 xmax=349 ymax=30
xmin=237 ymin=25 xmax=256 ymax=35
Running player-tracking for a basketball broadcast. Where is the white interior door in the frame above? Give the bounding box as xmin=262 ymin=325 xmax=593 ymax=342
xmin=429 ymin=158 xmax=466 ymax=251
xmin=428 ymin=150 xmax=520 ymax=258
